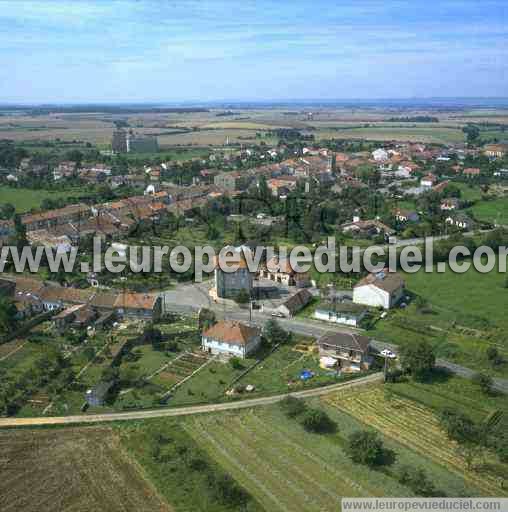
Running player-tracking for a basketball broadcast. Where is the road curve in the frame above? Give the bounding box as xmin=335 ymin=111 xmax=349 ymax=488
xmin=0 ymin=373 xmax=383 ymax=428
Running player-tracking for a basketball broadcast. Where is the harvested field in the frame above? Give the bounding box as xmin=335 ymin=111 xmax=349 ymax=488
xmin=0 ymin=428 xmax=172 ymax=512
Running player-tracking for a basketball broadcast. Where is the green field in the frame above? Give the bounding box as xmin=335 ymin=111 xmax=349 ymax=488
xmin=469 ymin=197 xmax=508 ymax=226
xmin=370 ymin=260 xmax=508 ymax=376
xmin=0 ymin=186 xmax=82 ymax=212
xmin=315 ymin=126 xmax=465 ymax=144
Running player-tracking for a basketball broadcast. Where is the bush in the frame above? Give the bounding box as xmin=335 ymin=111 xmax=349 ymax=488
xmin=399 ymin=341 xmax=435 ymax=381
xmin=209 ymin=474 xmax=249 ymax=507
xmin=301 ymin=408 xmax=336 ymax=434
xmin=229 ymin=357 xmax=244 ymax=370
xmin=347 ymin=430 xmax=393 ymax=467
xmin=472 ymin=372 xmax=493 ymax=395
xmin=439 ymin=408 xmax=480 ymax=444
xmin=280 ymin=395 xmax=307 ymax=418
xmin=397 ymin=465 xmax=438 ymax=496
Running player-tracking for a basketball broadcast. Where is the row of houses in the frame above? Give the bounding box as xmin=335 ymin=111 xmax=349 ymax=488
xmin=1 ymin=276 xmax=162 ymax=325
xmin=201 ymin=319 xmax=372 ymax=373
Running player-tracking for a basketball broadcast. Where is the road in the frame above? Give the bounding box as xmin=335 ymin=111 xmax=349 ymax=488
xmin=161 ymin=283 xmax=508 ymax=394
xmin=0 ymin=372 xmax=383 ymax=428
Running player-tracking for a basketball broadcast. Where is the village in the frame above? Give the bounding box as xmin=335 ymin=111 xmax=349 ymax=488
xmin=0 ymin=126 xmax=507 ymax=417
xmin=1 ymin=114 xmax=508 ymax=509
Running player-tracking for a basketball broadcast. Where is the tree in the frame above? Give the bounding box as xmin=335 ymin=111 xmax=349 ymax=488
xmin=439 ymin=408 xmax=479 ymax=444
xmin=472 ymin=372 xmax=493 ymax=395
xmin=142 ymin=324 xmax=163 ymax=350
xmin=263 ymin=319 xmax=292 ymax=345
xmin=462 ymin=124 xmax=480 ymax=144
xmin=301 ymin=408 xmax=336 ymax=434
xmin=235 ymin=288 xmax=250 ymax=305
xmin=0 ymin=203 xmax=15 ymax=220
xmin=0 ymin=297 xmax=18 ymax=334
xmin=399 ymin=341 xmax=435 ymax=381
xmin=347 ymin=431 xmax=390 ymax=467
xmin=198 ymin=308 xmax=216 ymax=331
xmin=486 ymin=346 xmax=503 ymax=367
xmin=397 ymin=465 xmax=437 ymax=496
xmin=280 ymin=395 xmax=307 ymax=418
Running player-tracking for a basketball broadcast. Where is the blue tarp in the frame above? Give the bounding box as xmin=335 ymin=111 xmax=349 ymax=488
xmin=299 ymin=370 xmax=314 ymax=381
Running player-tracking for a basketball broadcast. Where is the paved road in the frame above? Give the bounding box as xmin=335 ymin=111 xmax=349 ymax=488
xmin=0 ymin=372 xmax=383 ymax=428
xmin=161 ymin=287 xmax=508 ymax=394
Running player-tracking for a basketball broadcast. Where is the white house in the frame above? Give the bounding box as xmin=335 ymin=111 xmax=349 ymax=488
xmin=201 ymin=320 xmax=261 ymax=359
xmin=353 ymin=269 xmax=405 ymax=309
xmin=372 ymin=148 xmax=389 ymax=162
xmin=445 ymin=214 xmax=473 ymax=230
xmin=314 ymin=302 xmax=367 ymax=327
xmin=420 ymin=174 xmax=437 ymax=188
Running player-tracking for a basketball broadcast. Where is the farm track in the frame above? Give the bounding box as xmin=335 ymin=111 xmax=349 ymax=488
xmin=324 ymin=387 xmax=508 ymax=496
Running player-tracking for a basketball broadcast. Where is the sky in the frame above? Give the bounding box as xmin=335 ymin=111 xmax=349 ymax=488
xmin=1 ymin=0 xmax=507 ymax=103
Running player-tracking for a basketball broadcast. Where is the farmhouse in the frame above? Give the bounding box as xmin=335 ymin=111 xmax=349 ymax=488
xmin=201 ymin=320 xmax=261 ymax=359
xmin=353 ymin=269 xmax=405 ymax=309
xmin=266 ymin=288 xmax=313 ymax=318
xmin=114 ymin=293 xmax=162 ymax=321
xmin=317 ymin=332 xmax=372 ymax=372
xmin=260 ymin=256 xmax=311 ymax=287
xmin=313 ymin=301 xmax=367 ymax=327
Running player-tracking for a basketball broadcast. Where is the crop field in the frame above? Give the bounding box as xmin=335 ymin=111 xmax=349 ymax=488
xmin=184 ymin=410 xmax=386 ymax=511
xmin=0 ymin=427 xmax=172 ymax=512
xmin=324 ymin=386 xmax=508 ymax=497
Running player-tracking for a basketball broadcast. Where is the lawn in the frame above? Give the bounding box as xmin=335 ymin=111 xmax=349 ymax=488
xmin=0 ymin=185 xmax=82 ymax=212
xmin=324 ymin=383 xmax=508 ymax=497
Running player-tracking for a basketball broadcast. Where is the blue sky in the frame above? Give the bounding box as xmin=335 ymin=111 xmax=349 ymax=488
xmin=1 ymin=0 xmax=507 ymax=103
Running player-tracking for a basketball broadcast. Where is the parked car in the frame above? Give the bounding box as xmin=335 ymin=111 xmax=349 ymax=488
xmin=270 ymin=311 xmax=285 ymax=318
xmin=381 ymin=349 xmax=396 ymax=359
